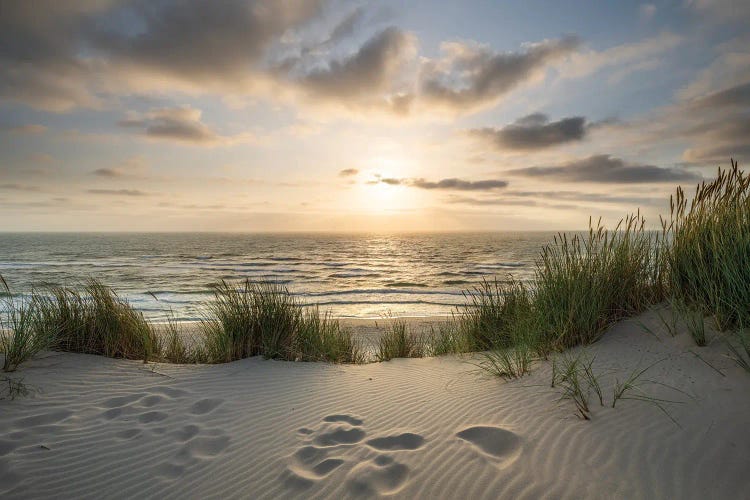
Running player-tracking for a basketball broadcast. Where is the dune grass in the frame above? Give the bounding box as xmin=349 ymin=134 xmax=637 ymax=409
xmin=426 ymin=320 xmax=472 ymax=356
xmin=295 ymin=308 xmax=364 ymax=363
xmin=665 ymin=160 xmax=750 ymax=331
xmin=458 ymin=278 xmax=532 ymax=350
xmin=200 ymin=279 xmax=361 ymax=364
xmin=726 ymin=327 xmax=750 ymax=374
xmin=1 ymin=278 xmax=55 ymax=372
xmin=534 ymin=213 xmax=665 ymax=350
xmin=376 ymin=319 xmax=424 ymax=361
xmin=34 ymin=280 xmax=158 ymax=361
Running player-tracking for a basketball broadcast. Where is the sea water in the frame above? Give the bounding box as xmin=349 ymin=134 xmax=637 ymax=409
xmin=0 ymin=232 xmax=553 ymax=320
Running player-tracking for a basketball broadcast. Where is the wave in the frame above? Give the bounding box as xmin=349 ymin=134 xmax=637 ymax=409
xmin=385 ymin=282 xmax=429 ymax=288
xmin=300 ymin=288 xmax=463 ymax=297
xmin=311 ymin=299 xmax=462 ymax=307
xmin=328 ymin=273 xmax=382 ymax=279
xmin=443 ymin=280 xmax=470 ymax=285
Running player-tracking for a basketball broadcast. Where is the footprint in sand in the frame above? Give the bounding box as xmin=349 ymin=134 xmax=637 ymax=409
xmin=189 ymin=398 xmax=224 ymax=415
xmin=138 ymin=411 xmax=169 ymax=424
xmin=346 ymin=454 xmax=410 ymax=496
xmin=456 ymin=425 xmax=522 ymax=467
xmin=114 ymin=428 xmax=142 ymax=440
xmin=13 ymin=409 xmax=72 ymax=429
xmin=365 ymin=432 xmax=425 ymax=451
xmin=139 ymin=395 xmax=165 ymax=408
xmin=313 ymin=426 xmax=367 ymax=447
xmin=283 ymin=414 xmax=425 ymax=495
xmin=157 ymin=429 xmax=231 ymax=480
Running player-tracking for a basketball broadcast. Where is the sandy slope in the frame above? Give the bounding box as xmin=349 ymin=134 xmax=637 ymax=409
xmin=1 ymin=309 xmax=749 ymax=499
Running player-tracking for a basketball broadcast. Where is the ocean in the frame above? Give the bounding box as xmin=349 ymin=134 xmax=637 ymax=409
xmin=0 ymin=232 xmax=554 ymax=321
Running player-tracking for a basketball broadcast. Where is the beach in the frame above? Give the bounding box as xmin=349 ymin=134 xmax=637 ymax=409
xmin=2 ymin=310 xmax=749 ymax=499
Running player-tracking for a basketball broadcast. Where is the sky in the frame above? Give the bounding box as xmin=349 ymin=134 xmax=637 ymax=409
xmin=0 ymin=0 xmax=748 ymax=232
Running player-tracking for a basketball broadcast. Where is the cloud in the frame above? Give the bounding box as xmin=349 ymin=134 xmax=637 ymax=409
xmin=445 ymin=189 xmax=662 ymax=209
xmin=92 ymin=0 xmax=326 ymax=83
xmin=338 ymin=168 xmax=359 ymax=177
xmin=0 ymin=0 xmax=327 ymax=111
xmin=118 ymin=107 xmax=218 ymax=144
xmin=470 ymin=113 xmax=587 ymax=150
xmin=92 ymin=168 xmax=124 ymax=178
xmin=289 ymin=27 xmax=418 ymax=106
xmin=322 ymin=6 xmax=368 ymax=46
xmin=376 ymin=177 xmax=508 ymax=191
xmin=510 ymin=155 xmax=702 ymax=183
xmin=419 ymin=36 xmax=580 ymax=111
xmin=677 ymin=81 xmax=750 ymax=163
xmin=1 ymin=124 xmax=47 ymax=134
xmin=688 ymin=81 xmax=750 ymax=109
xmin=0 ymin=183 xmax=41 ymax=192
xmin=681 ymin=112 xmax=750 ymax=162
xmin=560 ymin=32 xmax=682 ymax=80
xmin=91 ymin=156 xmax=149 ymax=178
xmin=87 ymin=189 xmax=149 ymax=196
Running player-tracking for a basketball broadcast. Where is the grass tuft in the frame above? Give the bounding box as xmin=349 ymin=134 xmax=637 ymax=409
xmin=376 ymin=319 xmax=423 ymax=361
xmin=34 ymin=280 xmax=158 ymax=361
xmin=1 ymin=277 xmax=54 ymax=372
xmin=295 ymin=308 xmax=364 ymax=363
xmin=664 ymin=159 xmax=750 ymax=330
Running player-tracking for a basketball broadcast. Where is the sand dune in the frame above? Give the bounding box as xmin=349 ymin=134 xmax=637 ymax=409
xmin=1 ymin=309 xmax=749 ymax=499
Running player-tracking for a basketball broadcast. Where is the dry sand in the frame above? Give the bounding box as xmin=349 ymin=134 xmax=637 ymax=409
xmin=1 ymin=308 xmax=749 ymax=499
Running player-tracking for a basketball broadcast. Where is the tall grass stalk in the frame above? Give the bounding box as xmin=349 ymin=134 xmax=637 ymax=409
xmin=295 ymin=308 xmax=363 ymax=363
xmin=376 ymin=319 xmax=423 ymax=361
xmin=459 ymin=278 xmax=531 ymax=350
xmin=426 ymin=319 xmax=472 ymax=356
xmin=534 ymin=213 xmax=665 ymax=349
xmin=201 ymin=280 xmax=299 ymax=362
xmin=34 ymin=280 xmax=157 ymax=361
xmin=726 ymin=326 xmax=750 ymax=374
xmin=1 ymin=278 xmax=55 ymax=372
xmin=664 ymin=159 xmax=750 ymax=330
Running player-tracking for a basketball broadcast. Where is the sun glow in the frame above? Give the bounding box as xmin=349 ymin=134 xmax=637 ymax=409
xmin=353 ymin=155 xmax=420 ymax=213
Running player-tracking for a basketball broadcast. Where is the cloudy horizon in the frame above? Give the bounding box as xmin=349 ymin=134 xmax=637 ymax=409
xmin=1 ymin=0 xmax=748 ymax=232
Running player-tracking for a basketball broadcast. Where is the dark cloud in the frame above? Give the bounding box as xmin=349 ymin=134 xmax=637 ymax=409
xmin=510 ymin=154 xmax=702 ymax=183
xmin=679 ymin=90 xmax=750 ymax=163
xmin=471 ymin=113 xmax=587 ymax=150
xmin=338 ymin=168 xmax=359 ymax=177
xmin=377 ymin=177 xmax=508 ymax=191
xmin=1 ymin=0 xmax=588 ymax=116
xmin=118 ymin=107 xmax=218 ymax=144
xmin=92 ymin=0 xmax=326 ymax=82
xmin=683 ymin=141 xmax=750 ymax=164
xmin=92 ymin=168 xmax=123 ymax=178
xmin=0 ymin=0 xmax=326 ymax=110
xmin=0 ymin=183 xmax=41 ymax=192
xmin=412 ymin=178 xmax=508 ymax=190
xmin=446 ymin=190 xmax=663 ymax=209
xmin=324 ymin=6 xmax=367 ymax=46
xmin=87 ymin=189 xmax=149 ymax=196
xmin=0 ymin=1 xmax=589 ymax=117
xmin=295 ymin=27 xmax=415 ymax=99
xmin=1 ymin=124 xmax=47 ymax=134
xmin=0 ymin=1 xmax=101 ymax=110
xmin=690 ymin=81 xmax=750 ymax=109
xmin=420 ymin=36 xmax=580 ymax=110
